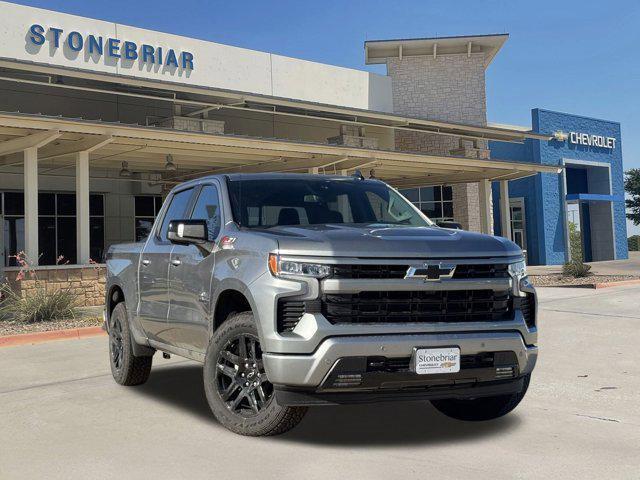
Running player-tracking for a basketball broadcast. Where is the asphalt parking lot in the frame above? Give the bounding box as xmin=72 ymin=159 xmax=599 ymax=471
xmin=1 ymin=285 xmax=639 ymax=479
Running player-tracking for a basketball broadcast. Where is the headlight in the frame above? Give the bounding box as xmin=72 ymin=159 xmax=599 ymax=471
xmin=508 ymin=260 xmax=527 ymax=280
xmin=268 ymin=254 xmax=331 ymax=279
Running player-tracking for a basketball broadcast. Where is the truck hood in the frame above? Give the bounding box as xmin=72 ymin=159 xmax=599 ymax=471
xmin=253 ymin=224 xmax=522 ymax=259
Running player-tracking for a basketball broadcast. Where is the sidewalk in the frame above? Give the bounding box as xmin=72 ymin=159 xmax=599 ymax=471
xmin=528 ymin=251 xmax=640 ymax=276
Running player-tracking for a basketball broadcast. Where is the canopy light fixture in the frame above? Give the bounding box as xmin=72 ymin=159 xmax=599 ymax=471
xmin=119 ymin=161 xmax=132 ymax=177
xmin=165 ymin=154 xmax=177 ymax=171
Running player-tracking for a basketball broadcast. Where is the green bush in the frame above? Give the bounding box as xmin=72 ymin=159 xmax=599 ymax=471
xmin=0 ymin=284 xmax=78 ymax=323
xmin=628 ymin=235 xmax=640 ymax=252
xmin=568 ymin=221 xmax=583 ymax=261
xmin=562 ymin=261 xmax=592 ymax=278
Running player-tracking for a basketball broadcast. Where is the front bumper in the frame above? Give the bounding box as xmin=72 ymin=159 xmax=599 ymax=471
xmin=275 ymin=377 xmax=527 ymax=406
xmin=263 ymin=330 xmax=537 ymax=389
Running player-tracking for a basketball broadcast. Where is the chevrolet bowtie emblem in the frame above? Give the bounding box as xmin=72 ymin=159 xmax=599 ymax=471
xmin=405 ymin=262 xmax=456 ymax=281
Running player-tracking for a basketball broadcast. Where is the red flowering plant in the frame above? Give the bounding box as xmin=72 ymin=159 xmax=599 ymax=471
xmin=0 ymin=251 xmax=78 ymax=323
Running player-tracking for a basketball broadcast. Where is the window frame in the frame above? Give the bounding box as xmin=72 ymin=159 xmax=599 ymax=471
xmin=400 ymin=185 xmax=454 ymax=223
xmin=154 ymin=186 xmax=197 ymax=243
xmin=187 ymin=182 xmax=224 ymax=241
xmin=134 ymin=195 xmax=163 ymax=243
xmin=1 ymin=191 xmax=105 ymax=266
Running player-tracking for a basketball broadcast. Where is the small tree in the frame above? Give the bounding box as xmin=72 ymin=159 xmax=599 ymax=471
xmin=568 ymin=221 xmax=583 ymax=261
xmin=625 ymin=169 xmax=640 ymax=226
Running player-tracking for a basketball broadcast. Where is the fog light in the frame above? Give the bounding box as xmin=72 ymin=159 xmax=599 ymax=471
xmin=495 ymin=366 xmax=515 ymax=379
xmin=332 ymin=374 xmax=362 ymax=388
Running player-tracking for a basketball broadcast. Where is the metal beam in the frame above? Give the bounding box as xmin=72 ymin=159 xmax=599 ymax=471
xmin=0 ymin=130 xmax=61 ymax=156
xmin=39 ymin=135 xmax=113 ymax=160
xmin=0 ymin=113 xmax=561 ymax=178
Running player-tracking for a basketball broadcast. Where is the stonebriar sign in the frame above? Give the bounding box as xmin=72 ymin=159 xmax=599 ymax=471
xmin=28 ymin=24 xmax=195 ymax=70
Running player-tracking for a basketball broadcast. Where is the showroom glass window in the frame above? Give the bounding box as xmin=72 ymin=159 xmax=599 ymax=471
xmin=399 ymin=186 xmax=453 ymax=223
xmin=1 ymin=192 xmax=105 ymax=266
xmin=134 ymin=195 xmax=162 ymax=241
xmin=1 ymin=192 xmax=24 ymax=267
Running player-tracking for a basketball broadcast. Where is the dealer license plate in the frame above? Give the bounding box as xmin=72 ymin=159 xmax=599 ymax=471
xmin=412 ymin=347 xmax=461 ymax=375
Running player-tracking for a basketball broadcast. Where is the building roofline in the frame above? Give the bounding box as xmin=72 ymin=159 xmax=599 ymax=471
xmin=533 ymin=108 xmax=621 ymax=127
xmin=365 ymin=33 xmax=509 ymax=68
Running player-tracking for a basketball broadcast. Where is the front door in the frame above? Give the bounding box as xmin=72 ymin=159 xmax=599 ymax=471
xmin=509 ymin=199 xmax=527 ymax=258
xmin=138 ymin=187 xmax=195 ymax=343
xmin=167 ymin=183 xmax=223 ymax=352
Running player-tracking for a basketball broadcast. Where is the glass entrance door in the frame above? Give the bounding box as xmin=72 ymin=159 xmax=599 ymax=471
xmin=509 ymin=199 xmax=527 ymax=259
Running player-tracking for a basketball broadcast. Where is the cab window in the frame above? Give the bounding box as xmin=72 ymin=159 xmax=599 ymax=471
xmin=191 ymin=184 xmax=222 ymax=240
xmin=159 ymin=188 xmax=194 ymax=241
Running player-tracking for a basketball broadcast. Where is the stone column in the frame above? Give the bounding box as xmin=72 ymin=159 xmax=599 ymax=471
xmin=386 ymin=53 xmax=491 ymax=232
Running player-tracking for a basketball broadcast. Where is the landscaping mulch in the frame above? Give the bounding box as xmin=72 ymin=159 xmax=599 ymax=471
xmin=530 ymin=274 xmax=640 ymax=287
xmin=0 ymin=316 xmax=103 ymax=336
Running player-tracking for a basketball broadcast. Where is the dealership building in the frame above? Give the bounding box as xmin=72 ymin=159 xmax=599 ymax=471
xmin=0 ymin=1 xmax=628 ymax=305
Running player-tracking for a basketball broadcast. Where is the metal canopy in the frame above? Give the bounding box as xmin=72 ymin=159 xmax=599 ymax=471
xmin=0 ymin=112 xmax=561 ymax=187
xmin=0 ymin=60 xmax=550 ymax=144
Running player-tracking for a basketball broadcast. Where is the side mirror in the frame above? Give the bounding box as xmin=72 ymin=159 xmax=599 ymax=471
xmin=437 ymin=221 xmax=463 ymax=230
xmin=167 ymin=219 xmax=208 ymax=245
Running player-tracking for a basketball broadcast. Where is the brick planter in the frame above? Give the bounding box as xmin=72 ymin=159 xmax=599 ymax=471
xmin=4 ymin=265 xmax=106 ymax=307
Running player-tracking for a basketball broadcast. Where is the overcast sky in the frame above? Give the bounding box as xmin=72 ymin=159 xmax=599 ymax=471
xmin=10 ymin=0 xmax=640 ymax=235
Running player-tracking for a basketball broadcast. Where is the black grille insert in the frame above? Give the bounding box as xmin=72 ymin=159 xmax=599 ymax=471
xmin=332 ymin=264 xmax=408 ymax=279
xmin=329 ymin=263 xmax=510 ymax=280
xmin=277 ymin=300 xmax=305 ymax=333
xmin=321 ymin=290 xmax=512 ymax=324
xmin=520 ymin=292 xmax=536 ymax=328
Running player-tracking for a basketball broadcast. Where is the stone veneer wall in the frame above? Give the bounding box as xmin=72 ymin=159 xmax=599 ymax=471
xmin=387 ymin=53 xmax=492 ymax=232
xmin=5 ymin=266 xmax=106 ymax=307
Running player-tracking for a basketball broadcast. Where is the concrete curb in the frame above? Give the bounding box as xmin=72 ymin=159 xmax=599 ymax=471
xmin=591 ymin=279 xmax=640 ymax=289
xmin=539 ymin=279 xmax=640 ymax=289
xmin=0 ymin=326 xmax=106 ymax=348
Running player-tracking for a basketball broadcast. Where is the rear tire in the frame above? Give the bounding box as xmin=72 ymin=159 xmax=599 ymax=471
xmin=431 ymin=374 xmax=531 ymax=421
xmin=203 ymin=311 xmax=307 ymax=436
xmin=108 ymin=302 xmax=153 ymax=386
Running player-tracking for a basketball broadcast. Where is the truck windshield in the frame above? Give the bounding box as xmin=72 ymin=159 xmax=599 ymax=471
xmin=227 ymin=177 xmax=432 ymax=228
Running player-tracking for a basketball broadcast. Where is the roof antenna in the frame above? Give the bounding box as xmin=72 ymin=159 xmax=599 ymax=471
xmin=352 ymin=169 xmax=365 ymax=180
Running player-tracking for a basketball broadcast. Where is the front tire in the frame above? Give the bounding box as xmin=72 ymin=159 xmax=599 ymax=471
xmin=108 ymin=302 xmax=153 ymax=386
xmin=203 ymin=311 xmax=307 ymax=436
xmin=431 ymin=374 xmax=531 ymax=421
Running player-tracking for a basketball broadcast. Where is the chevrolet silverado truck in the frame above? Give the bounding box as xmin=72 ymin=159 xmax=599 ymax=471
xmin=105 ymin=173 xmax=537 ymax=436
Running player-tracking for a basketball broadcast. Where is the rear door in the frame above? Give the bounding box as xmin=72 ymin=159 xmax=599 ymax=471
xmin=138 ymin=187 xmax=195 ymax=343
xmin=167 ymin=182 xmax=223 ymax=352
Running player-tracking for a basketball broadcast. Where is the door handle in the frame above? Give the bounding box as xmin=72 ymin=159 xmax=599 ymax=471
xmin=170 ymin=259 xmax=182 ymax=266
xmin=141 ymin=259 xmax=150 ymax=266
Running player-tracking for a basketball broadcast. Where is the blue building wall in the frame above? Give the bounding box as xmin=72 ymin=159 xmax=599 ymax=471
xmin=490 ymin=108 xmax=628 ymax=265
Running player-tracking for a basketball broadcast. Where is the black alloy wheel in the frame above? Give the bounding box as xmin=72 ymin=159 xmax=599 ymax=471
xmin=215 ymin=333 xmax=273 ymax=416
xmin=108 ymin=302 xmax=153 ymax=386
xmin=109 ymin=314 xmax=125 ymax=372
xmin=203 ymin=311 xmax=307 ymax=436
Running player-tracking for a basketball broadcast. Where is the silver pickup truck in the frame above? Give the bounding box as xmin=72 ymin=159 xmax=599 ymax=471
xmin=105 ymin=173 xmax=537 ymax=436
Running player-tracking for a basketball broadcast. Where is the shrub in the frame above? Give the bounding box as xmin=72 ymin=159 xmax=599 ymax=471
xmin=568 ymin=221 xmax=583 ymax=261
xmin=562 ymin=261 xmax=592 ymax=278
xmin=0 ymin=283 xmax=79 ymax=323
xmin=629 ymin=235 xmax=640 ymax=252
